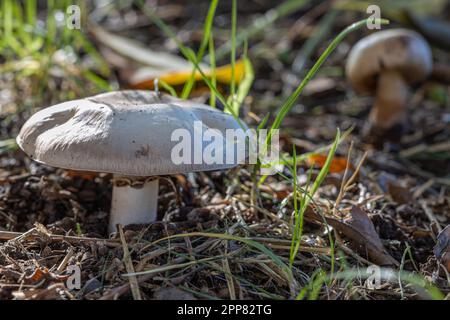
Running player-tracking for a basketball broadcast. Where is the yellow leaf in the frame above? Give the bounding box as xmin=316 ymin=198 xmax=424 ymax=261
xmin=130 ymin=59 xmax=245 ymax=90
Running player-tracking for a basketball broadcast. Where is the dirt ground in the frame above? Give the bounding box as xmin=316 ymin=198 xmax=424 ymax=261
xmin=0 ymin=0 xmax=449 ymax=300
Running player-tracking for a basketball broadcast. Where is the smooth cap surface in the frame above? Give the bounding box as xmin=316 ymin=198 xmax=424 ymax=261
xmin=17 ymin=90 xmax=247 ymax=176
xmin=346 ymin=29 xmax=433 ymax=94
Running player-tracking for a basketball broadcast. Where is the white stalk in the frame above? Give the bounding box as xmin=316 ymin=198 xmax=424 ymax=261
xmin=371 ymin=70 xmax=409 ymax=130
xmin=109 ymin=176 xmax=159 ymax=233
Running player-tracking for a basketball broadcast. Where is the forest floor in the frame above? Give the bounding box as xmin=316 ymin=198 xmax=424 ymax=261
xmin=0 ymin=0 xmax=449 ymax=300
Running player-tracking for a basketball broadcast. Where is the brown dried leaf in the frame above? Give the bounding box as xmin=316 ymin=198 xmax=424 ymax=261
xmin=305 ymin=206 xmax=399 ymax=266
xmin=344 ymin=207 xmax=398 ymax=265
xmin=387 ymin=181 xmax=413 ymax=204
xmin=24 ymin=267 xmax=69 ymax=286
xmin=434 ymin=225 xmax=450 ymax=272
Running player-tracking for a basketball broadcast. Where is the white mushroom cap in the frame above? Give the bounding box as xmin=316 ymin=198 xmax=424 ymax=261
xmin=17 ymin=90 xmax=247 ymax=176
xmin=346 ymin=29 xmax=433 ymax=94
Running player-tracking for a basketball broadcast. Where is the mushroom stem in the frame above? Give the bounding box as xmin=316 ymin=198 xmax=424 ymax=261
xmin=370 ymin=70 xmax=410 ymax=131
xmin=109 ymin=176 xmax=159 ymax=233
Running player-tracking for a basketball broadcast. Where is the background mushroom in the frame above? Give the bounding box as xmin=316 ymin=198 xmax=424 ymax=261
xmin=346 ymin=28 xmax=433 ymax=144
xmin=17 ymin=90 xmax=247 ymax=233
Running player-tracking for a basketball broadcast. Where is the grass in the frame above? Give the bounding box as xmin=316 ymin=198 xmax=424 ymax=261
xmin=230 ymin=0 xmax=237 ymax=100
xmin=289 ymin=131 xmax=340 ymax=271
xmin=124 ymin=232 xmax=291 ymax=279
xmin=180 ymin=0 xmax=219 ymax=99
xmin=136 ymin=0 xmax=238 ymax=119
xmin=1 ymin=1 xmax=446 ymax=300
xmin=0 ymin=0 xmax=110 ymax=110
xmin=266 ymin=18 xmax=390 ymax=144
xmin=297 ymin=267 xmax=445 ymax=300
xmin=209 ymin=0 xmax=314 ymax=61
xmin=133 ymin=1 xmax=413 ymax=298
xmin=208 ymin=32 xmax=217 ymax=107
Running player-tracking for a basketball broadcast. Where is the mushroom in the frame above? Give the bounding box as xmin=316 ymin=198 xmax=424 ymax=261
xmin=17 ymin=90 xmax=247 ymax=233
xmin=346 ymin=29 xmax=432 ymax=143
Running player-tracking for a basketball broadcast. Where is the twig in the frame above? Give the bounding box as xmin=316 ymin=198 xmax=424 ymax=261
xmin=412 ymin=179 xmax=435 ymax=199
xmin=399 ymin=140 xmax=450 ymax=158
xmin=334 ymin=146 xmax=368 ymax=215
xmin=0 ymin=230 xmax=120 ymax=247
xmin=118 ymin=224 xmax=142 ymax=300
xmin=56 ymin=247 xmax=74 ymax=273
xmin=419 ymin=200 xmax=442 ymax=233
xmin=222 ymin=244 xmax=236 ymax=300
xmin=367 ymin=156 xmax=450 ymax=187
xmin=101 ymin=239 xmax=219 ymax=300
xmin=232 ymin=196 xmax=288 ymax=229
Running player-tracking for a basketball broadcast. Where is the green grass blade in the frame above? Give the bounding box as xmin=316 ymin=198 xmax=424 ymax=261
xmin=230 ymin=56 xmax=254 ymax=115
xmin=159 ymin=79 xmax=178 ymax=97
xmin=3 ymin=0 xmax=13 ymax=46
xmin=141 ymin=232 xmax=291 ymax=278
xmin=46 ymin=0 xmax=57 ymax=51
xmin=181 ymin=0 xmax=218 ymax=99
xmin=210 ymin=0 xmax=312 ymax=61
xmin=266 ymin=18 xmax=389 ymax=146
xmin=289 ymin=146 xmax=299 ymax=267
xmin=136 ymin=0 xmax=243 ymax=126
xmin=289 ymin=130 xmax=341 ymax=264
xmin=208 ymin=32 xmax=217 ymax=108
xmin=297 ymin=268 xmax=445 ymax=300
xmin=230 ymin=0 xmax=237 ymax=98
xmin=26 ymin=0 xmax=37 ymax=26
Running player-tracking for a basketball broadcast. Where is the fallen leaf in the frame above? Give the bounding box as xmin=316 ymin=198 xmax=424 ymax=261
xmin=89 ymin=23 xmax=193 ymax=71
xmin=25 ymin=268 xmax=47 ymax=284
xmin=89 ymin=22 xmax=244 ymax=90
xmin=306 ymin=154 xmax=350 ymax=173
xmin=387 ymin=180 xmax=413 ymax=204
xmin=345 ymin=207 xmax=397 ymax=264
xmin=305 ymin=206 xmax=399 ymax=266
xmin=25 ymin=267 xmax=68 ymax=285
xmin=129 ymin=59 xmax=245 ymax=89
xmin=377 ymin=172 xmax=412 ymax=204
xmin=434 ymin=225 xmax=450 ymax=272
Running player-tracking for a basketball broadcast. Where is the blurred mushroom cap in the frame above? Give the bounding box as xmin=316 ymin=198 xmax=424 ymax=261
xmin=17 ymin=90 xmax=247 ymax=176
xmin=346 ymin=29 xmax=433 ymax=94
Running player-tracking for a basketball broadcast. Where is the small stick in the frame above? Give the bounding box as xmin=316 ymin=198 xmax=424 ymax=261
xmin=57 ymin=247 xmax=75 ymax=273
xmin=118 ymin=224 xmax=142 ymax=301
xmin=101 ymin=238 xmax=219 ymax=300
xmin=413 ymin=179 xmax=435 ymax=199
xmin=0 ymin=230 xmax=120 ymax=247
xmin=419 ymin=200 xmax=442 ymax=233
